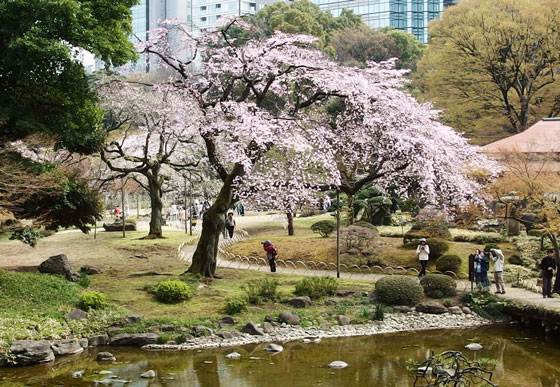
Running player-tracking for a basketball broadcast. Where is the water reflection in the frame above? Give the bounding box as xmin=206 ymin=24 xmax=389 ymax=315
xmin=1 ymin=325 xmax=560 ymax=386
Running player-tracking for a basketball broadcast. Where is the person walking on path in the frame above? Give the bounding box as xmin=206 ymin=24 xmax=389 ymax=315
xmin=262 ymin=240 xmax=278 ymax=273
xmin=474 ymin=250 xmax=490 ymax=288
xmin=540 ymin=249 xmax=556 ymax=298
xmin=416 ymin=238 xmax=430 ymax=277
xmin=225 ymin=212 xmax=236 ymax=239
xmin=490 ymin=247 xmax=506 ymax=294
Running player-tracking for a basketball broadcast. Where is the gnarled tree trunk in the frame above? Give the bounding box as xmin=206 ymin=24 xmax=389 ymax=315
xmin=147 ymin=166 xmax=164 ymax=238
xmin=187 ymin=166 xmax=240 ymax=277
xmin=347 ymin=194 xmax=355 ymax=225
xmin=286 ymin=211 xmax=294 ymax=235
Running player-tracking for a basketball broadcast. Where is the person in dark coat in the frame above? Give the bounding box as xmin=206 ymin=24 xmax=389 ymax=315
xmin=474 ymin=250 xmax=490 ymax=288
xmin=262 ymin=240 xmax=277 ymax=273
xmin=540 ymin=249 xmax=556 ymax=298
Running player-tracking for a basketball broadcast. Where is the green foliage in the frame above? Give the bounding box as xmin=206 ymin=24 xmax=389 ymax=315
xmin=353 ymin=184 xmax=392 ymax=226
xmin=483 ymin=243 xmax=500 ymax=253
xmin=512 ymin=235 xmax=543 ymax=268
xmin=311 ymin=220 xmax=336 ymax=237
xmin=242 ymin=278 xmax=280 ymax=304
xmin=443 ymin=299 xmax=452 ymax=307
xmin=358 ymin=306 xmax=373 ymax=321
xmin=381 ymin=27 xmax=425 ymax=70
xmin=375 ymin=275 xmax=424 ymax=306
xmin=224 ymin=296 xmax=248 ymax=315
xmin=154 ymin=280 xmax=193 ymax=303
xmin=462 ymin=290 xmax=507 ymax=320
xmin=77 ymin=272 xmax=91 ymax=288
xmin=428 ymin=238 xmax=450 ymax=260
xmin=354 ymin=221 xmax=377 ymax=230
xmin=420 ymin=274 xmax=457 ymax=298
xmin=254 ymin=0 xmax=362 ymax=52
xmin=9 ymin=227 xmax=43 ymax=247
xmin=294 ymin=277 xmax=338 ymax=299
xmin=436 ymin=255 xmax=462 ymax=274
xmin=374 ymin=303 xmax=385 ymax=321
xmin=79 ymin=291 xmax=108 ymax=311
xmin=0 ymin=270 xmax=80 ymax=319
xmin=0 ymin=0 xmax=136 ymax=151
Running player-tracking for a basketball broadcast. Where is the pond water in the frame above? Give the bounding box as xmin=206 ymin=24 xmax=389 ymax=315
xmin=2 ymin=324 xmax=560 ymax=386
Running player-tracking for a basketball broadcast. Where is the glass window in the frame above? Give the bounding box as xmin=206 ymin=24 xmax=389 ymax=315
xmin=215 ymin=3 xmax=221 ymax=8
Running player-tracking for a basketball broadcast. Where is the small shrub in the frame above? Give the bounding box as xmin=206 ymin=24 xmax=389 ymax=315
xmin=354 ymin=221 xmax=377 ymax=230
xmin=358 ymin=306 xmax=372 ymax=321
xmin=436 ymin=255 xmax=462 ymax=274
xmin=420 ymin=274 xmax=457 ymax=298
xmin=375 ymin=276 xmax=424 ymax=306
xmin=428 ymin=238 xmax=449 ymax=260
xmin=311 ymin=220 xmax=336 ymax=237
xmin=483 ymin=243 xmax=500 ymax=253
xmin=443 ymin=299 xmax=452 ymax=307
xmin=157 ymin=334 xmax=173 ymax=344
xmin=77 ymin=272 xmax=91 ymax=288
xmin=294 ymin=277 xmax=338 ymax=299
xmin=79 ymin=291 xmax=108 ymax=311
xmin=374 ymin=304 xmax=385 ymax=321
xmin=224 ymin=296 xmax=248 ymax=315
xmin=242 ymin=278 xmax=279 ymax=304
xmin=154 ymin=280 xmax=193 ymax=303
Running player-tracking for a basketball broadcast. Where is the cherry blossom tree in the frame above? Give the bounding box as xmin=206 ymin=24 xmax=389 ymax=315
xmin=139 ymin=19 xmax=497 ymax=277
xmin=98 ymin=79 xmax=201 ymax=238
xmin=314 ymin=59 xmax=500 ymax=224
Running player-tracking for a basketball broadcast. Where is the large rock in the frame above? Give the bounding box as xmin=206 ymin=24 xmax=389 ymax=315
xmin=79 ymin=338 xmax=89 ymax=349
xmin=10 ymin=340 xmax=55 ymax=365
xmin=125 ymin=315 xmax=142 ymax=324
xmin=448 ymin=306 xmax=463 ymax=315
xmin=263 ymin=322 xmax=275 ymax=333
xmin=80 ymin=265 xmax=102 ymax=275
xmin=415 ymin=302 xmax=448 ymax=315
xmin=191 ymin=325 xmax=213 ymax=337
xmin=96 ymin=352 xmax=116 ymax=361
xmin=109 ymin=333 xmax=159 ymax=347
xmin=216 ymin=331 xmax=234 ymax=340
xmin=264 ymin=343 xmax=283 ymax=353
xmin=279 ymin=311 xmax=300 ymax=325
xmin=140 ymin=370 xmax=156 ymax=378
xmin=88 ymin=334 xmax=110 ymax=347
xmin=336 ymin=290 xmax=355 ymax=297
xmin=66 ymin=308 xmax=88 ymax=321
xmin=51 ymin=339 xmax=83 ymax=356
xmin=240 ymin=322 xmax=264 ymax=336
xmin=220 ymin=316 xmax=235 ymax=325
xmin=289 ymin=296 xmax=312 ymax=308
xmin=338 ymin=315 xmax=350 ymax=326
xmin=38 ymin=254 xmax=80 ymax=282
xmin=103 ymin=222 xmax=136 ymax=232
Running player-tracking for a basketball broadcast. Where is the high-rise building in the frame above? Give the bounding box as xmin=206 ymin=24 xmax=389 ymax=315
xmin=309 ymin=0 xmax=444 ymax=43
xmin=443 ymin=0 xmax=460 ymax=7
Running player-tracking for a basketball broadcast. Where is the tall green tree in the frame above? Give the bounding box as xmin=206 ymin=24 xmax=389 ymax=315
xmin=415 ymin=0 xmax=560 ymax=144
xmin=0 ymin=0 xmax=137 ymax=152
xmin=254 ymin=0 xmax=362 ymax=53
xmin=0 ymin=0 xmax=137 ymax=242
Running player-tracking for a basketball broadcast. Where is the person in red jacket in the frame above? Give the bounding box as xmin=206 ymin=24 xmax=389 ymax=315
xmin=262 ymin=240 xmax=277 ymax=273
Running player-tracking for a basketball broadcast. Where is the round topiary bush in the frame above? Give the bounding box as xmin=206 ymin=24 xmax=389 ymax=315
xmin=428 ymin=238 xmax=449 ymax=260
xmin=154 ymin=280 xmax=193 ymax=303
xmin=436 ymin=255 xmax=462 ymax=274
xmin=483 ymin=243 xmax=500 ymax=253
xmin=79 ymin=291 xmax=108 ymax=310
xmin=375 ymin=276 xmax=424 ymax=306
xmin=420 ymin=274 xmax=457 ymax=298
xmin=311 ymin=220 xmax=336 ymax=238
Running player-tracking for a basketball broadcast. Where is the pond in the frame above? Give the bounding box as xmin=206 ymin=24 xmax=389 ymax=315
xmin=1 ymin=324 xmax=560 ymax=386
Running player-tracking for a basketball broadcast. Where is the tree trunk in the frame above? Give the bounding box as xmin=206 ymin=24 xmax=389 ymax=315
xmin=187 ymin=166 xmax=241 ymax=277
xmin=287 ymin=211 xmax=294 ymax=236
xmin=147 ymin=169 xmax=163 ymax=238
xmin=347 ymin=194 xmax=355 ymax=225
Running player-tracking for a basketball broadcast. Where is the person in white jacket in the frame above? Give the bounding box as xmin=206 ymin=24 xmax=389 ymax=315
xmin=490 ymin=248 xmax=506 ymax=294
xmin=416 ymin=238 xmax=430 ymax=277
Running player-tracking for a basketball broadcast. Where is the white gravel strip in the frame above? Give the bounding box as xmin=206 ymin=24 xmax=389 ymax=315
xmin=143 ymin=312 xmax=490 ymax=351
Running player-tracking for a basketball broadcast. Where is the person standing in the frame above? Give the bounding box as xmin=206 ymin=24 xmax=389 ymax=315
xmin=474 ymin=251 xmax=490 ymax=289
xmin=416 ymin=238 xmax=430 ymax=277
xmin=490 ymin=248 xmax=506 ymax=294
xmin=262 ymin=240 xmax=278 ymax=273
xmin=225 ymin=212 xmax=236 ymax=239
xmin=540 ymin=249 xmax=556 ymax=298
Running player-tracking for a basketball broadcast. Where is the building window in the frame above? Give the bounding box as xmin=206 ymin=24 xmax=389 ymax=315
xmin=201 ymin=6 xmax=206 ymax=10
xmin=201 ymin=17 xmax=207 ymax=21
xmin=249 ymin=2 xmax=256 ymax=10
xmin=215 ymin=3 xmax=221 ymax=8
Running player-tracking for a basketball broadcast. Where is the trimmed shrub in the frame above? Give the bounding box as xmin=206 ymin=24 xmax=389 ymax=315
xmin=375 ymin=276 xmax=424 ymax=306
xmin=242 ymin=278 xmax=279 ymax=304
xmin=79 ymin=291 xmax=108 ymax=310
xmin=77 ymin=272 xmax=91 ymax=288
xmin=154 ymin=280 xmax=193 ymax=303
xmin=420 ymin=274 xmax=457 ymax=298
xmin=311 ymin=220 xmax=336 ymax=237
xmin=295 ymin=277 xmax=338 ymax=299
xmin=483 ymin=243 xmax=500 ymax=253
xmin=354 ymin=221 xmax=377 ymax=230
xmin=436 ymin=255 xmax=462 ymax=274
xmin=224 ymin=296 xmax=248 ymax=315
xmin=427 ymin=238 xmax=449 ymax=260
